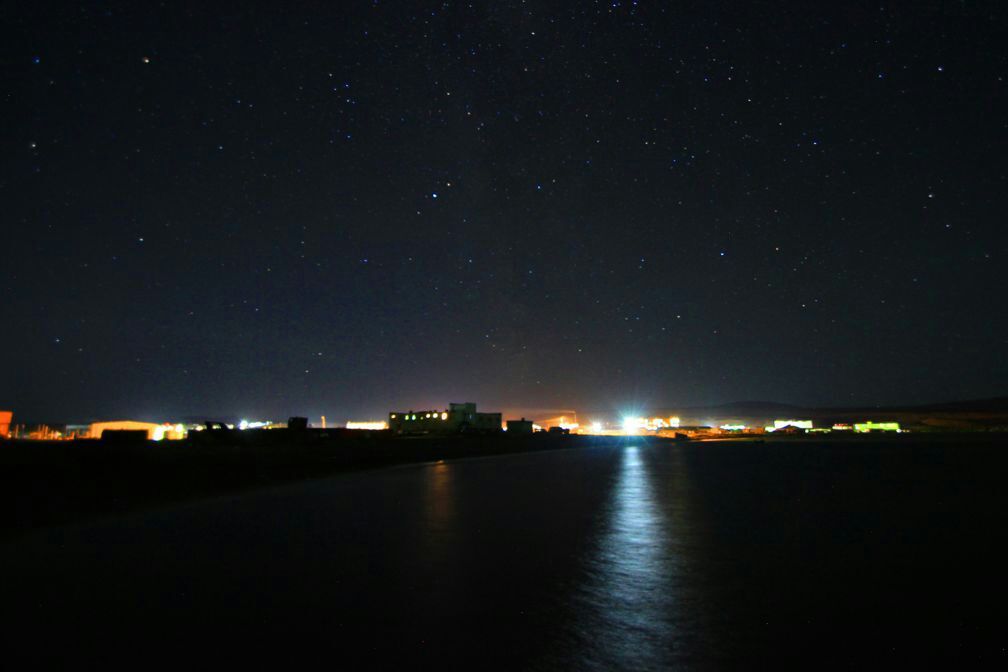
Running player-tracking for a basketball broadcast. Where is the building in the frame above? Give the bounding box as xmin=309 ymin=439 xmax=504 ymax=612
xmin=766 ymin=419 xmax=814 ymax=432
xmin=0 ymin=410 xmax=12 ymax=439
xmin=506 ymin=418 xmax=534 ymax=434
xmin=88 ymin=420 xmax=186 ymax=441
xmin=388 ymin=402 xmax=502 ymax=435
xmin=658 ymin=425 xmax=717 ymax=438
xmin=64 ymin=424 xmax=92 ymax=439
xmin=854 ymin=421 xmax=901 ymax=433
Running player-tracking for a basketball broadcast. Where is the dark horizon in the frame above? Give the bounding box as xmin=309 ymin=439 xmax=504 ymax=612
xmin=3 ymin=2 xmax=1006 ymax=421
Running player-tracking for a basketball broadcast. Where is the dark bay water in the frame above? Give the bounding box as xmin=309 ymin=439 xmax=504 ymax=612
xmin=3 ymin=439 xmax=1008 ymax=668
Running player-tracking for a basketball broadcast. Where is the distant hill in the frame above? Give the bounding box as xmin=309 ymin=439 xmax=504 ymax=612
xmin=895 ymin=397 xmax=1008 ymax=413
xmin=707 ymin=400 xmax=807 ymax=414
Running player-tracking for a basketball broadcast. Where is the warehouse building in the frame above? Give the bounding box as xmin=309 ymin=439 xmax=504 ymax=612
xmin=88 ymin=420 xmax=187 ymax=441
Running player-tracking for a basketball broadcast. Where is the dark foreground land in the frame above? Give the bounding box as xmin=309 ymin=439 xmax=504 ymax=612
xmin=0 ymin=430 xmax=625 ymax=539
xmin=3 ymin=434 xmax=1008 ymax=668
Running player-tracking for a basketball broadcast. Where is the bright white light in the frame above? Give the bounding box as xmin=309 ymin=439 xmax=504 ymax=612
xmin=622 ymin=416 xmax=646 ymax=434
xmin=773 ymin=419 xmax=813 ymax=430
xmin=239 ymin=419 xmax=249 ymax=430
xmin=346 ymin=421 xmax=388 ymax=430
xmin=591 ymin=421 xmax=602 ymax=434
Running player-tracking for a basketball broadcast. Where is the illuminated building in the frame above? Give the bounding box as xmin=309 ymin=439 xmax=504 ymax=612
xmin=766 ymin=419 xmax=813 ymax=432
xmin=64 ymin=424 xmax=91 ymax=439
xmin=87 ymin=421 xmax=187 ymax=440
xmin=388 ymin=402 xmax=502 ymax=435
xmin=0 ymin=410 xmax=11 ymax=439
xmin=153 ymin=424 xmax=187 ymax=441
xmin=854 ymin=421 xmax=901 ymax=433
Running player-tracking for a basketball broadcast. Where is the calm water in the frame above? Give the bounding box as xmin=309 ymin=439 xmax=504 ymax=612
xmin=3 ymin=439 xmax=1008 ymax=668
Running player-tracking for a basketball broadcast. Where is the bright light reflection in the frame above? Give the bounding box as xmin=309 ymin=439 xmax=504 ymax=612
xmin=569 ymin=445 xmax=678 ymax=666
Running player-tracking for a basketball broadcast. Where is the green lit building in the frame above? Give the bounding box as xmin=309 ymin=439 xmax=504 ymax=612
xmin=854 ymin=421 xmax=901 ymax=433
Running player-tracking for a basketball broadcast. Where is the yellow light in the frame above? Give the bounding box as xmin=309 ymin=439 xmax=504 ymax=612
xmin=391 ymin=414 xmax=396 ymax=419
xmin=441 ymin=412 xmax=448 ymax=420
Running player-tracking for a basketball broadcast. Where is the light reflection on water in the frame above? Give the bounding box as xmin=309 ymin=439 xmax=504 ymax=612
xmin=419 ymin=460 xmax=457 ymax=575
xmin=424 ymin=461 xmax=455 ymax=534
xmin=555 ymin=445 xmax=682 ymax=670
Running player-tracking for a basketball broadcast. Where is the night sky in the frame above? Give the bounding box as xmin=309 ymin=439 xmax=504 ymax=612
xmin=3 ymin=2 xmax=1006 ymax=422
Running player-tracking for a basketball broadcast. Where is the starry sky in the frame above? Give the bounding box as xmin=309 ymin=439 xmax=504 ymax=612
xmin=2 ymin=1 xmax=1006 ymax=422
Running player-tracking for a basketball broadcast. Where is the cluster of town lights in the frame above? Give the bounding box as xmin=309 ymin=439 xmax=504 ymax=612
xmin=3 ymin=408 xmax=906 ymax=441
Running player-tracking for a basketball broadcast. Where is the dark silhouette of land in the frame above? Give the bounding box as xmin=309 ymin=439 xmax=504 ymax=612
xmin=4 ymin=422 xmax=1008 ymax=542
xmin=0 ymin=430 xmax=634 ymax=540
